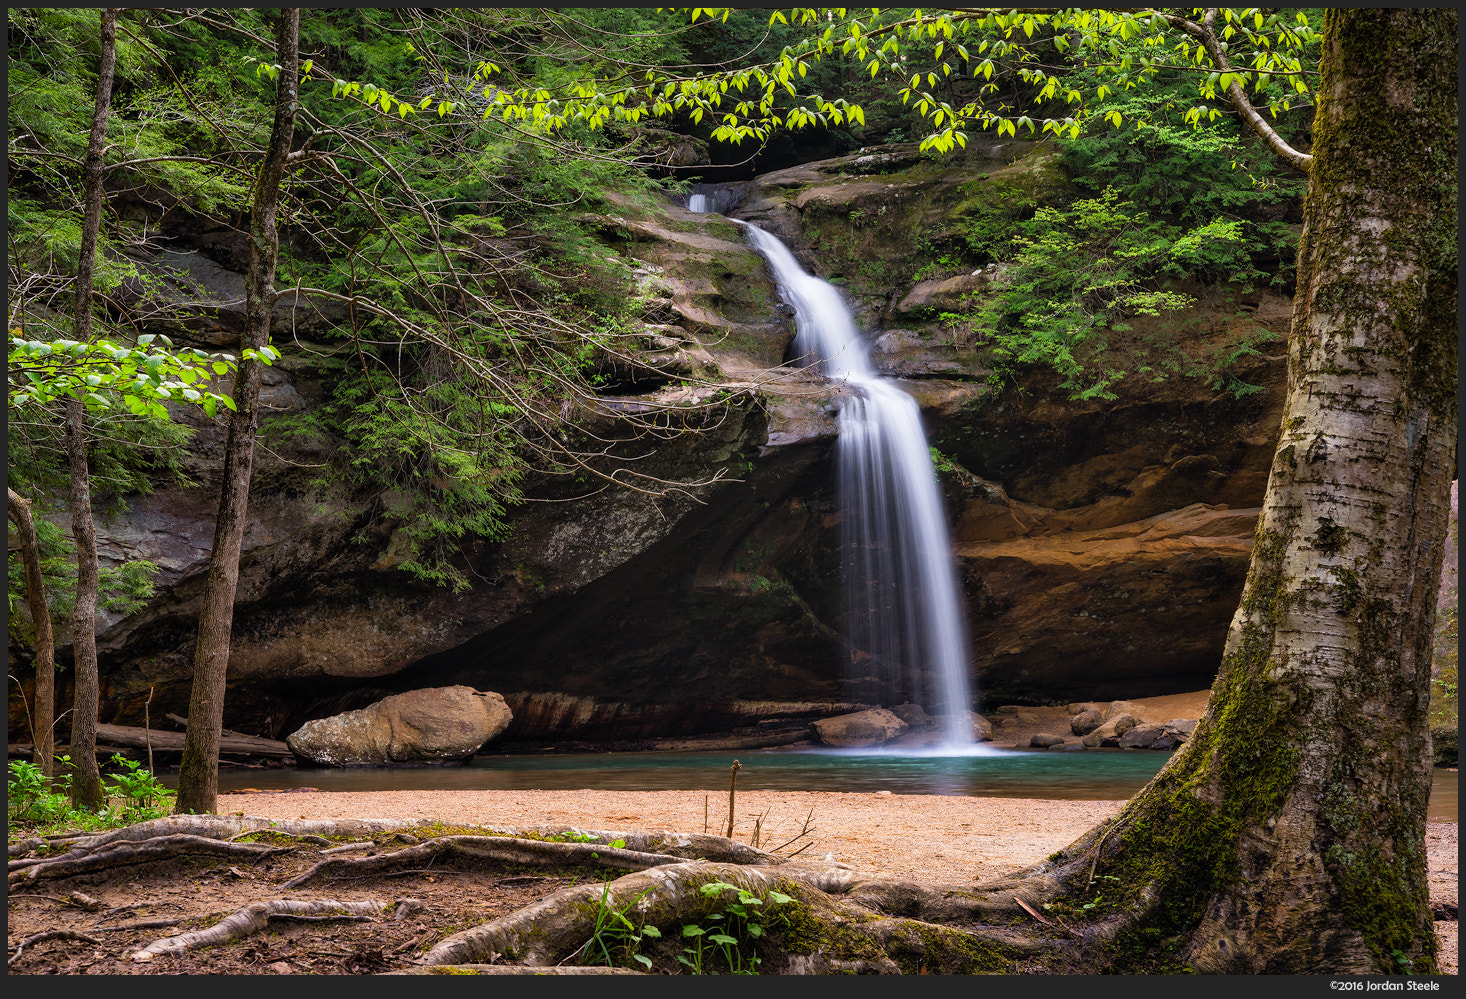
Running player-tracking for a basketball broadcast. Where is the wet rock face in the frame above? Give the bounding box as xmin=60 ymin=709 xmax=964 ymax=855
xmin=285 ymin=686 xmax=512 ymax=766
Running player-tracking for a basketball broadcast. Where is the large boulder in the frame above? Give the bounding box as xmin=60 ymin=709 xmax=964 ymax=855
xmin=932 ymin=711 xmax=995 ymax=743
xmin=809 ymin=709 xmax=909 ymax=748
xmin=1162 ymin=718 xmax=1199 ymax=742
xmin=1118 ymin=723 xmax=1167 ymax=750
xmin=1070 ymin=708 xmax=1103 ymax=736
xmin=1083 ymin=713 xmax=1139 ymax=748
xmin=287 ymin=686 xmax=512 ymax=766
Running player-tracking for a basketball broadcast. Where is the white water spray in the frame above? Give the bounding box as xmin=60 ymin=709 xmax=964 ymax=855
xmin=689 ymin=200 xmax=975 ymax=747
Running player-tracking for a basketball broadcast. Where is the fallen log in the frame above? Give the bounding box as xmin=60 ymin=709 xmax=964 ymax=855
xmin=93 ymin=723 xmax=293 ymax=758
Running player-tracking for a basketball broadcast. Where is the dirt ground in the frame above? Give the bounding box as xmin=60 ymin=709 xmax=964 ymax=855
xmin=7 ymin=788 xmax=1457 ymax=976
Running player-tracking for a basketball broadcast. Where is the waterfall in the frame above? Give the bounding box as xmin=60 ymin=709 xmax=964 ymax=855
xmin=688 ymin=199 xmax=975 ymax=748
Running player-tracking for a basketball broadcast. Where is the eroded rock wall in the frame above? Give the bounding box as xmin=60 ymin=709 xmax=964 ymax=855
xmin=10 ymin=140 xmax=1297 ymax=743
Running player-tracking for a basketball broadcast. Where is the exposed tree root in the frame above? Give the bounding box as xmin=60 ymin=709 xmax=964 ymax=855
xmin=418 ymin=859 xmax=1061 ymax=974
xmin=130 ymin=899 xmax=392 ymax=962
xmin=8 ymin=835 xmax=295 ymax=886
xmin=9 ymin=930 xmax=102 ymax=967
xmin=282 ymin=836 xmax=692 ymax=890
xmin=38 ymin=814 xmax=415 ymax=854
xmin=501 ymin=827 xmax=782 ymax=865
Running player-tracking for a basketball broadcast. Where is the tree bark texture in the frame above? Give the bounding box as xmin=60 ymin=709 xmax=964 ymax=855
xmin=176 ymin=8 xmax=300 ymax=815
xmin=61 ymin=7 xmax=119 ymax=811
xmin=1050 ymin=8 xmax=1457 ymax=974
xmin=8 ymin=488 xmax=57 ymax=776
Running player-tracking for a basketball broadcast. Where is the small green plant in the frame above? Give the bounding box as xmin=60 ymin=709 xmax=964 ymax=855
xmin=928 ymin=446 xmax=958 ymax=475
xmin=677 ymin=881 xmax=795 ymax=975
xmin=913 ymin=252 xmax=964 ymax=282
xmin=103 ymin=753 xmax=175 ymax=821
xmin=578 ymin=882 xmax=661 ymax=970
xmin=7 ymin=758 xmax=71 ymax=825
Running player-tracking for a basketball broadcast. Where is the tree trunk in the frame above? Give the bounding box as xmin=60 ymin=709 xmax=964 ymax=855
xmin=8 ymin=488 xmax=56 ymax=777
xmin=61 ymin=7 xmax=119 ymax=811
xmin=1038 ymin=8 xmax=1457 ymax=974
xmin=176 ymin=8 xmax=300 ymax=815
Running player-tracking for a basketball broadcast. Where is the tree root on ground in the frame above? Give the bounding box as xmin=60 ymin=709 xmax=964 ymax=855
xmin=30 ymin=814 xmax=415 ymax=855
xmin=418 ymin=859 xmax=1061 ymax=974
xmin=8 ymin=835 xmax=296 ymax=886
xmin=281 ymin=837 xmax=678 ymax=890
xmin=5 ymin=815 xmax=1103 ymax=974
xmin=280 ymin=834 xmax=761 ymax=890
xmin=129 ymin=899 xmax=400 ymax=962
xmin=8 ymin=930 xmax=102 ymax=967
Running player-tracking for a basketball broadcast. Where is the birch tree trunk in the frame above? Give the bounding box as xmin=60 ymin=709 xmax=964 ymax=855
xmin=62 ymin=6 xmax=119 ymax=811
xmin=1046 ymin=8 xmax=1457 ymax=974
xmin=8 ymin=488 xmax=56 ymax=776
xmin=176 ymin=8 xmax=300 ymax=815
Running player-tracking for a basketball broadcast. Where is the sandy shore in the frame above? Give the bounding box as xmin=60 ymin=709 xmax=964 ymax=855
xmin=218 ymin=787 xmax=1458 ymax=973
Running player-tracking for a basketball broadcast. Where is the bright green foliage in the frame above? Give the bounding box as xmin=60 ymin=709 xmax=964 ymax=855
xmin=7 ymin=758 xmax=73 ymax=826
xmin=8 ymin=755 xmax=173 ymax=834
xmin=1058 ymin=90 xmax=1307 ymax=232
xmin=677 ymin=880 xmax=796 ymax=975
xmin=575 ymin=877 xmax=796 ymax=974
xmin=968 ymin=188 xmax=1277 ymax=399
xmin=448 ymin=8 xmax=1321 ymax=158
xmin=8 ymin=331 xmax=276 ymax=421
xmin=102 ymin=754 xmax=177 ymax=821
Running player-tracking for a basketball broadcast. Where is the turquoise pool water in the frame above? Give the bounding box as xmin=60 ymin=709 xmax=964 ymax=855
xmin=198 ymin=746 xmax=1459 ymax=821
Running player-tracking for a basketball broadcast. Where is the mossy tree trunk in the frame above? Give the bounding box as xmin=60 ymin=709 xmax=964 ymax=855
xmin=61 ymin=7 xmax=120 ymax=812
xmin=176 ymin=8 xmax=299 ymax=815
xmin=1037 ymin=8 xmax=1457 ymax=974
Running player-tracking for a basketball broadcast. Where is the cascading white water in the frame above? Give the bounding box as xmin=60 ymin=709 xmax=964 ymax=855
xmin=689 ymin=205 xmax=975 ymax=748
xmin=687 ymin=193 xmax=710 ymax=214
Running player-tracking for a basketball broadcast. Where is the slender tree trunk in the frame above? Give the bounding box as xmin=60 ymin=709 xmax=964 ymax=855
xmin=1042 ymin=9 xmax=1457 ymax=974
xmin=8 ymin=488 xmax=56 ymax=777
xmin=62 ymin=7 xmax=120 ymax=811
xmin=176 ymin=8 xmax=300 ymax=815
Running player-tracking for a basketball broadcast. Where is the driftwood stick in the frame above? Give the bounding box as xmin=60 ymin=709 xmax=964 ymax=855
xmin=725 ymin=759 xmax=742 ymax=839
xmin=770 ymin=808 xmax=818 ymax=853
xmin=143 ymin=686 xmax=154 ymax=773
